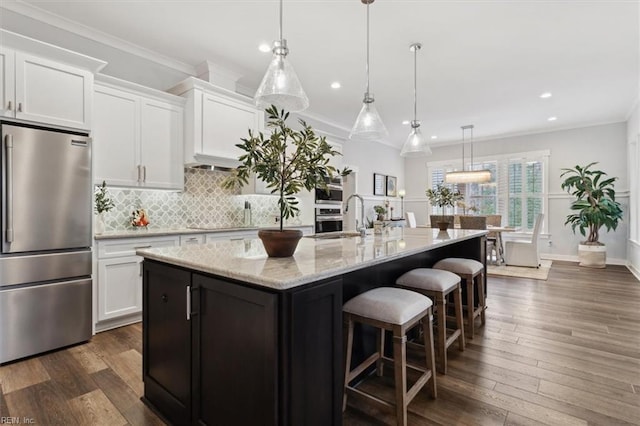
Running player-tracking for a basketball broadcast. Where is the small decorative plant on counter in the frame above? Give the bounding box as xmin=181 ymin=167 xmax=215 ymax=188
xmin=426 ymin=184 xmax=463 ymax=230
xmin=223 ymin=105 xmax=351 ymax=257
xmin=94 ymin=181 xmax=115 ymax=234
xmin=373 ymin=205 xmax=387 ymax=221
xmin=560 ymin=162 xmax=623 ymax=267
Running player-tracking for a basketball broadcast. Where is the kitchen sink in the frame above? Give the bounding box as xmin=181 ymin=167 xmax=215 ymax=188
xmin=305 ymin=232 xmax=363 ymax=240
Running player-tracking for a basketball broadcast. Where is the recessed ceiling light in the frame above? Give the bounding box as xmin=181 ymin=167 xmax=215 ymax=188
xmin=258 ymin=43 xmax=271 ymax=53
xmin=540 ymin=92 xmax=552 ymax=99
xmin=430 ymin=135 xmax=438 ymax=140
xmin=402 ymin=120 xmax=410 ymax=125
xmin=330 ymin=82 xmax=341 ymax=89
xmin=548 ymin=116 xmax=557 ymax=121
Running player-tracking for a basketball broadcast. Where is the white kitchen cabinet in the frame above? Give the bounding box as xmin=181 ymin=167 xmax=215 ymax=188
xmin=205 ymin=229 xmax=258 ymax=243
xmin=94 ymin=75 xmax=184 ymax=190
xmin=0 ymin=47 xmax=96 ymax=130
xmin=95 ymin=235 xmax=179 ymax=331
xmin=180 ymin=234 xmax=205 ymax=245
xmin=169 ymin=77 xmax=264 ymax=169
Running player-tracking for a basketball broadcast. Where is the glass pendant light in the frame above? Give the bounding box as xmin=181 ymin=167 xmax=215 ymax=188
xmin=445 ymin=125 xmax=492 ymax=183
xmin=349 ymin=0 xmax=388 ymax=141
xmin=254 ymin=0 xmax=309 ymax=112
xmin=400 ymin=43 xmax=431 ymax=157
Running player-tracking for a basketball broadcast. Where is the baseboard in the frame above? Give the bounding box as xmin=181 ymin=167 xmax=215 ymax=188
xmin=541 ymin=254 xmax=627 ymax=266
xmin=95 ymin=313 xmax=142 ymax=333
xmin=627 ymin=263 xmax=640 ymax=282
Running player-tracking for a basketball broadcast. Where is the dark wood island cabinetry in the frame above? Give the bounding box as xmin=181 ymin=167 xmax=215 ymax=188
xmin=139 ymin=228 xmax=486 ymax=425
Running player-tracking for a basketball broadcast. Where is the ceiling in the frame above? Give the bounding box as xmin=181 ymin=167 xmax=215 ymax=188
xmin=3 ymin=0 xmax=639 ymax=148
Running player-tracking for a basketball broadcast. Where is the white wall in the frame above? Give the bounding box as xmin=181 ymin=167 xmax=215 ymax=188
xmin=405 ymin=122 xmax=630 ymax=263
xmin=627 ymin=102 xmax=640 ymax=278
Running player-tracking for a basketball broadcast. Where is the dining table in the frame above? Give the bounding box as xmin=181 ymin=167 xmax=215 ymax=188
xmin=486 ymin=225 xmax=518 ymax=264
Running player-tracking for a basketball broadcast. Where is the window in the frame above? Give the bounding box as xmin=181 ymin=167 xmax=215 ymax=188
xmin=427 ymin=150 xmax=549 ymax=232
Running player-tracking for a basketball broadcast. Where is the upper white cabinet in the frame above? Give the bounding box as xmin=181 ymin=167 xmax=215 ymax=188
xmin=0 ymin=30 xmax=105 ymax=130
xmin=169 ymin=77 xmax=264 ymax=169
xmin=93 ymin=75 xmax=185 ymax=190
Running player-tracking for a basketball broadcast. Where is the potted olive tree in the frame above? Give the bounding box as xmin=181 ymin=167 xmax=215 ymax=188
xmin=426 ymin=184 xmax=463 ymax=230
xmin=224 ymin=105 xmax=349 ymax=257
xmin=560 ymin=162 xmax=623 ymax=268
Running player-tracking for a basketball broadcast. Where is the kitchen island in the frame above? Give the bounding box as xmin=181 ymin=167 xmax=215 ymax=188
xmin=138 ymin=227 xmax=486 ymax=426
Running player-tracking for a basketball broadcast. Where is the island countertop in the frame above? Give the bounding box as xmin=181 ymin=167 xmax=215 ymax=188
xmin=137 ymin=227 xmax=487 ymax=290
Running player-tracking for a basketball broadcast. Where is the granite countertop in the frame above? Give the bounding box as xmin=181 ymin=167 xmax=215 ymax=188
xmin=94 ymin=224 xmax=313 ymax=240
xmin=137 ymin=227 xmax=487 ymax=290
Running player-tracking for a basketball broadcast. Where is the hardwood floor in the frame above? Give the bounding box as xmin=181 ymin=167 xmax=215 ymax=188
xmin=1 ymin=261 xmax=638 ymax=425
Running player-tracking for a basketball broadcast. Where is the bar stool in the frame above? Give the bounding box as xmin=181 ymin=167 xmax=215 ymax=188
xmin=396 ymin=269 xmax=465 ymax=374
xmin=433 ymin=258 xmax=485 ymax=340
xmin=343 ymin=287 xmax=436 ymax=426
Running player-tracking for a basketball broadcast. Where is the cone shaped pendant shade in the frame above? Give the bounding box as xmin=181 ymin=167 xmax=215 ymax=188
xmin=401 ymin=122 xmax=431 ymax=156
xmin=254 ymin=1 xmax=309 ymax=112
xmin=400 ymin=43 xmax=431 ymax=157
xmin=351 ymin=94 xmax=387 ymax=141
xmin=350 ymin=0 xmax=387 ymax=141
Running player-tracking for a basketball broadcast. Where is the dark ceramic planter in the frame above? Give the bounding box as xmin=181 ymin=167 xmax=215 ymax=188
xmin=436 ymin=221 xmax=450 ymax=231
xmin=258 ymin=229 xmax=303 ymax=257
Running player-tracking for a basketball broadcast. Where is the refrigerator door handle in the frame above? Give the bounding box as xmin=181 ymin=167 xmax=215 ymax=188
xmin=5 ymin=134 xmax=13 ymax=243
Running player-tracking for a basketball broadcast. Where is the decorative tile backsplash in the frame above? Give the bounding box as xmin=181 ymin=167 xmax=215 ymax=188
xmin=100 ymin=168 xmax=303 ymax=232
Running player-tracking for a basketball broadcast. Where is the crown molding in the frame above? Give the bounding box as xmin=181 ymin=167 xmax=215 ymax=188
xmin=2 ymin=0 xmax=196 ymax=75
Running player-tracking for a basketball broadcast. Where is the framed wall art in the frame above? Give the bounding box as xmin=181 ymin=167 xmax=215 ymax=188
xmin=386 ymin=175 xmax=397 ymax=197
xmin=373 ymin=173 xmax=386 ymax=196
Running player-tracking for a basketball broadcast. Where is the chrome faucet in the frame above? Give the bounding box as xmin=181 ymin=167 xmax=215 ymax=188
xmin=344 ymin=194 xmax=366 ymax=237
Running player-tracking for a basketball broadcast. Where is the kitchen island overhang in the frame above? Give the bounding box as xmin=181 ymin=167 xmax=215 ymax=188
xmin=138 ymin=227 xmax=487 ymax=426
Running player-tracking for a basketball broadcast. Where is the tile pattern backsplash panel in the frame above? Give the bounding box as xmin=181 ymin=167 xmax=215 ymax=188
xmin=100 ymin=169 xmax=301 ymax=232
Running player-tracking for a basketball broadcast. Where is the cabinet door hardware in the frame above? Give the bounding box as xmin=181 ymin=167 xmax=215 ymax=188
xmin=134 ymin=245 xmax=152 ymax=250
xmin=142 ymin=165 xmax=146 ymax=182
xmin=161 ymin=294 xmax=168 ymax=303
xmin=7 ymin=101 xmax=12 ymax=111
xmin=17 ymin=103 xmax=22 ymax=113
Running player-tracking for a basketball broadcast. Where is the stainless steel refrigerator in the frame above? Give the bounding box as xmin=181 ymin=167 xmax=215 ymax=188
xmin=1 ymin=122 xmax=93 ymax=364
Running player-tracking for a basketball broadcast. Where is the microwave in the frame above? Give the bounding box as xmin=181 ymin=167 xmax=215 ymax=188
xmin=315 ymin=187 xmax=343 ymax=204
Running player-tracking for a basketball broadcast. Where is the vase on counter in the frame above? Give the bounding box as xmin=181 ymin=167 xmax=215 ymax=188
xmin=95 ymin=213 xmax=105 ymax=235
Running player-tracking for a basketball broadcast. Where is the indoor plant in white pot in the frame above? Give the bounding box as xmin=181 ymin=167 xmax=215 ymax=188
xmin=426 ymin=184 xmax=463 ymax=230
xmin=224 ymin=105 xmax=349 ymax=257
xmin=94 ymin=180 xmax=115 ymax=234
xmin=560 ymin=162 xmax=623 ymax=268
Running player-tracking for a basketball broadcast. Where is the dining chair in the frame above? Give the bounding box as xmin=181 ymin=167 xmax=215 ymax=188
xmin=504 ymin=214 xmax=544 ymax=268
xmin=458 ymin=216 xmax=487 ymax=230
xmin=406 ymin=212 xmax=417 ymax=228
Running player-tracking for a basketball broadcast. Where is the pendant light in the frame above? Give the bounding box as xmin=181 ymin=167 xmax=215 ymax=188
xmin=254 ymin=0 xmax=309 ymax=112
xmin=445 ymin=125 xmax=492 ymax=183
xmin=349 ymin=0 xmax=388 ymax=141
xmin=400 ymin=43 xmax=431 ymax=157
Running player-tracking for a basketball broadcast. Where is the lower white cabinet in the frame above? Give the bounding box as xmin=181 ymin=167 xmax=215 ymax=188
xmin=97 ymin=255 xmax=143 ymax=321
xmin=205 ymin=229 xmax=258 ymax=243
xmin=95 ymin=235 xmax=179 ymax=331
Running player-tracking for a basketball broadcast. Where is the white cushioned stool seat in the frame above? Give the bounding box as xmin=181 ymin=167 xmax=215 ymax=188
xmin=396 ymin=269 xmax=460 ymax=292
xmin=433 ymin=258 xmax=483 ymax=275
xmin=343 ymin=287 xmax=432 ymax=325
